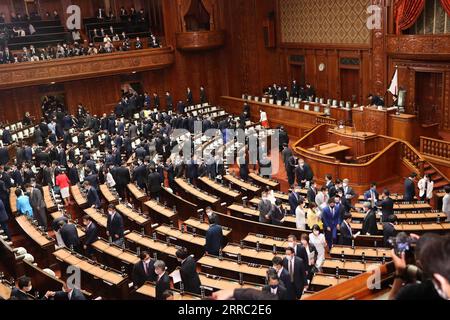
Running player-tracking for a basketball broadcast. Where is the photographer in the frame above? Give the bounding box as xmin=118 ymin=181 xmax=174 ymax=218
xmin=389 ymin=233 xmax=450 ymax=300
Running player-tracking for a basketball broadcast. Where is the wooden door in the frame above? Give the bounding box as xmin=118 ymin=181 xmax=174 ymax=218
xmin=340 ymin=68 xmax=359 ymax=104
xmin=415 ymin=72 xmax=443 ymax=127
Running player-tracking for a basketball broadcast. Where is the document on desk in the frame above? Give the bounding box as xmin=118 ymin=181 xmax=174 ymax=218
xmin=170 ymin=270 xmax=182 ymax=284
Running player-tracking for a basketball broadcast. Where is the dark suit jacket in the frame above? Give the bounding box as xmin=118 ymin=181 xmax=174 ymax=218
xmin=53 ymin=288 xmax=86 ymax=300
xmin=262 ymin=284 xmax=288 ymax=300
xmin=84 ymin=222 xmax=98 ymax=252
xmin=339 ymin=221 xmax=353 ymax=246
xmin=404 ymin=178 xmax=416 ymax=202
xmin=283 ymin=256 xmax=307 ymax=298
xmin=132 ymin=259 xmax=156 ymax=288
xmin=288 ymin=192 xmax=299 ymax=216
xmin=180 ymin=256 xmax=201 ymax=294
xmin=60 ymin=223 xmax=81 ymax=248
xmin=10 ymin=288 xmax=32 ymax=300
xmin=205 ymin=224 xmax=223 ymax=255
xmin=0 ymin=147 xmax=9 ymax=166
xmin=147 ymin=172 xmax=162 ymax=193
xmin=294 ymin=244 xmax=309 ymax=271
xmin=383 ymin=223 xmax=396 ymax=247
xmin=361 ymin=209 xmax=378 ymax=236
xmin=116 ymin=166 xmax=131 ymax=186
xmin=307 ymin=187 xmax=317 ymax=205
xmin=87 ymin=187 xmax=101 ymax=208
xmin=378 ymin=197 xmax=394 ymax=222
xmin=295 ymin=164 xmax=314 ymax=184
xmin=268 ymin=206 xmax=285 ymax=226
xmin=156 ymin=272 xmax=171 ymax=300
xmin=107 ymin=213 xmax=124 ymax=240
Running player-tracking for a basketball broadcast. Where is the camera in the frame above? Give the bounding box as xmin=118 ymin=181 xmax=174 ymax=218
xmin=388 ymin=232 xmax=417 ymax=256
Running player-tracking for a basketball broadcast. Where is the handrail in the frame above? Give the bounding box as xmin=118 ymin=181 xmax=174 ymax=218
xmin=305 ymin=262 xmax=395 ymax=300
xmin=420 ymin=136 xmax=450 ymax=161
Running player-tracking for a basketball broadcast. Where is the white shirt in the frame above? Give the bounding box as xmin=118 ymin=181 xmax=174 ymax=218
xmin=295 ymin=206 xmax=306 ymax=229
xmin=260 ymin=111 xmax=268 ymax=122
xmin=106 ymin=172 xmax=116 ymax=187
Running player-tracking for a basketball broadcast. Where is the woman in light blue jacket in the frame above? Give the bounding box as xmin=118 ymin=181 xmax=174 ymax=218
xmin=15 ymin=188 xmax=33 ymax=218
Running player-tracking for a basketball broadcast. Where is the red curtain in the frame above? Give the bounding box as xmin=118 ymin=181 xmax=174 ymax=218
xmin=395 ymin=0 xmax=426 ymax=34
xmin=441 ymin=0 xmax=450 ymax=16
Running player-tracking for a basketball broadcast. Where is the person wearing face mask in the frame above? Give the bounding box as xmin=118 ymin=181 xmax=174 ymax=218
xmin=132 ymin=251 xmax=156 ymax=288
xmin=258 ymin=191 xmax=272 ymax=223
xmin=175 ymin=248 xmax=201 ymax=295
xmin=361 ymin=202 xmax=378 ymax=236
xmin=309 ymin=225 xmax=327 ymax=271
xmin=283 ymin=247 xmax=308 ymax=299
xmin=271 ymin=256 xmax=294 ymax=300
xmin=262 ymin=271 xmax=288 ymax=300
xmin=10 ymin=276 xmax=34 ymax=300
xmin=295 ymin=158 xmax=314 ymax=189
xmin=204 ymin=206 xmax=220 ymax=226
xmin=300 ymin=234 xmax=318 ymax=281
xmin=322 ymin=199 xmax=342 ymax=249
xmin=82 ymin=215 xmax=98 ymax=258
xmin=154 ymin=260 xmax=171 ymax=300
xmin=106 ymin=204 xmax=124 ymax=246
xmin=267 ymin=199 xmax=286 ymax=226
xmin=363 ymin=182 xmax=379 ymax=208
xmin=287 ymin=234 xmax=309 ymax=271
xmin=44 ymin=281 xmax=86 ymax=300
xmin=389 ymin=234 xmax=450 ymax=300
xmin=341 ymin=178 xmax=355 ymax=212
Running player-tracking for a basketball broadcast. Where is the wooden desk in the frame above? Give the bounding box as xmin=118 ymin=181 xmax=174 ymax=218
xmin=351 ymin=211 xmax=445 ymax=223
xmin=16 ymin=215 xmax=55 ymax=249
xmin=115 ymin=204 xmax=152 ymax=233
xmin=223 ymin=175 xmax=261 ymax=197
xmin=330 ymin=246 xmax=392 ymax=261
xmin=198 ymin=273 xmax=262 ymax=292
xmin=53 ymin=248 xmax=129 ymax=299
xmin=50 ymin=212 xmax=85 ymax=238
xmin=183 ymin=217 xmax=232 ymax=238
xmin=84 ymin=208 xmax=108 ymax=228
xmin=352 ymin=107 xmax=396 ymax=136
xmin=308 ymin=143 xmax=351 ymax=157
xmin=0 ymin=282 xmax=12 ymax=300
xmin=71 ymin=185 xmax=88 ymax=207
xmin=136 ymin=283 xmax=201 ymax=300
xmin=144 ymin=200 xmax=177 ymax=225
xmin=351 ymin=222 xmax=450 ymax=234
xmin=321 ymin=259 xmax=381 ymax=275
xmin=175 ymin=178 xmax=220 ymax=207
xmin=198 ymin=176 xmax=241 ymax=204
xmin=355 ymin=202 xmax=432 ymax=212
xmin=248 ymin=173 xmax=280 ymax=190
xmin=242 ymin=233 xmax=288 ymax=251
xmin=228 ymin=204 xmax=297 ymax=228
xmin=92 ymin=238 xmax=140 ymax=265
xmin=99 ymin=184 xmax=119 ymax=204
xmin=155 ymin=225 xmax=206 ymax=257
xmin=127 ymin=183 xmax=147 ymax=201
xmin=222 ymin=244 xmax=276 ymax=266
xmin=310 ymin=273 xmax=350 ymax=291
xmin=198 ymin=255 xmax=268 ymax=284
xmin=42 ymin=186 xmax=57 ymax=212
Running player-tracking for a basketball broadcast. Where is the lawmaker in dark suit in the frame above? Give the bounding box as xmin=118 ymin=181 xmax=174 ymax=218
xmin=361 ymin=202 xmax=378 ymax=236
xmin=132 ymin=251 xmax=156 ymax=288
xmin=287 ymin=234 xmax=309 ymax=271
xmin=205 ymin=214 xmax=223 ymax=256
xmin=59 ymin=220 xmax=81 ymax=252
xmin=262 ymin=272 xmax=288 ymax=300
xmin=283 ymin=247 xmax=307 ymax=299
xmin=377 ymin=189 xmax=394 ymax=222
xmin=295 ymin=159 xmax=314 ymax=188
xmin=10 ymin=277 xmax=33 ymax=300
xmin=27 ymin=184 xmax=47 ymax=230
xmin=338 ymin=213 xmax=354 ymax=246
xmin=84 ymin=181 xmax=101 ymax=208
xmin=0 ymin=199 xmax=11 ymax=240
xmin=82 ymin=215 xmax=98 ymax=256
xmin=106 ymin=204 xmax=124 ymax=245
xmin=383 ymin=215 xmax=397 ymax=247
xmin=44 ymin=283 xmax=86 ymax=301
xmin=176 ymin=248 xmax=201 ymax=294
xmin=322 ymin=200 xmax=342 ymax=249
xmin=404 ymin=173 xmax=417 ymax=202
xmin=288 ymin=190 xmax=300 ymax=216
xmin=154 ymin=260 xmax=171 ymax=300
xmin=271 ymin=256 xmax=295 ymax=300
xmin=268 ymin=200 xmax=285 ymax=226
xmin=363 ymin=183 xmax=379 ymax=206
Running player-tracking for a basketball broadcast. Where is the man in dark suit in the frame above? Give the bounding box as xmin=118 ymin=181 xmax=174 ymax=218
xmin=84 ymin=181 xmax=101 ymax=208
xmin=383 ymin=215 xmax=397 ymax=247
xmin=176 ymin=248 xmax=201 ymax=294
xmin=44 ymin=282 xmax=86 ymax=300
xmin=0 ymin=198 xmax=11 ymax=240
xmin=339 ymin=213 xmax=354 ymax=246
xmin=283 ymin=247 xmax=307 ymax=299
xmin=10 ymin=276 xmax=33 ymax=300
xmin=186 ymin=88 xmax=193 ymax=105
xmin=271 ymin=256 xmax=294 ymax=300
xmin=295 ymin=158 xmax=314 ymax=188
xmin=205 ymin=214 xmax=223 ymax=256
xmin=199 ymin=86 xmax=207 ymax=104
xmin=307 ymin=181 xmax=317 ymax=205
xmin=0 ymin=146 xmax=9 ymax=166
xmin=132 ymin=251 xmax=156 ymax=288
xmin=287 ymin=235 xmax=309 ymax=271
xmin=267 ymin=200 xmax=285 ymax=226
xmin=377 ymin=189 xmax=394 ymax=222
xmin=82 ymin=215 xmax=98 ymax=257
xmin=185 ymin=156 xmax=199 ymax=184
xmin=404 ymin=173 xmax=417 ymax=202
xmin=132 ymin=162 xmax=148 ymax=190
xmin=361 ymin=202 xmax=378 ymax=236
xmin=115 ymin=164 xmax=130 ymax=200
xmin=147 ymin=168 xmax=162 ymax=199
xmin=27 ymin=183 xmax=47 ymax=230
xmin=364 ymin=182 xmax=379 ymax=206
xmin=154 ymin=260 xmax=171 ymax=300
xmin=165 ymin=92 xmax=173 ymax=111
xmin=106 ymin=204 xmax=124 ymax=246
xmin=288 ymin=189 xmax=300 ymax=216
xmin=59 ymin=220 xmax=81 ymax=252
xmin=262 ymin=271 xmax=288 ymax=300
xmin=258 ymin=191 xmax=272 ymax=223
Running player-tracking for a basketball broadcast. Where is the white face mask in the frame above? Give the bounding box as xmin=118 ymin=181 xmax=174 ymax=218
xmin=288 ymin=242 xmax=294 ymax=248
xmin=313 ymin=230 xmax=320 ymax=236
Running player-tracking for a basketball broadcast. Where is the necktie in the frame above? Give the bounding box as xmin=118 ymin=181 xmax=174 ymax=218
xmin=289 ymin=259 xmax=294 ymax=282
xmin=143 ymin=262 xmax=148 ymax=275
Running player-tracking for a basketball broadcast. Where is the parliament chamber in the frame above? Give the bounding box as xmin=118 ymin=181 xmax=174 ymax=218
xmin=0 ymin=0 xmax=449 ymax=305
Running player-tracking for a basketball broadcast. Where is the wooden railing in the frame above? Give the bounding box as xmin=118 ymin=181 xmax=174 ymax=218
xmin=355 ymin=152 xmax=379 ymax=164
xmin=305 ymin=262 xmax=395 ymax=300
xmin=401 ymin=142 xmax=425 ymax=176
xmin=420 ymin=136 xmax=450 ymax=161
xmin=316 ymin=116 xmax=338 ymax=126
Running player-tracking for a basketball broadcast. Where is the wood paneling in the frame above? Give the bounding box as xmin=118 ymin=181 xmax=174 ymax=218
xmin=175 ymin=30 xmax=225 ymax=51
xmin=0 ymin=87 xmax=42 ymax=124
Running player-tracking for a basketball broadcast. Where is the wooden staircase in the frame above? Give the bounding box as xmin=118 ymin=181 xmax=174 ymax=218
xmin=424 ymin=162 xmax=450 ymax=190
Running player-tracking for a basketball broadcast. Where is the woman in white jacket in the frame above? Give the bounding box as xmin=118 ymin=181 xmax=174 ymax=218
xmin=418 ymin=174 xmax=434 ymax=203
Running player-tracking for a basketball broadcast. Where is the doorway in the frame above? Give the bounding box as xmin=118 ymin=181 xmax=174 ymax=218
xmin=340 ymin=68 xmax=360 ymax=104
xmin=415 ymin=72 xmax=443 ymax=127
xmin=290 ymin=64 xmax=305 ymax=86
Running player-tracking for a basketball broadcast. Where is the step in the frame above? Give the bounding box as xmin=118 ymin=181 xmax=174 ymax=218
xmin=434 ymin=181 xmax=450 ymax=189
